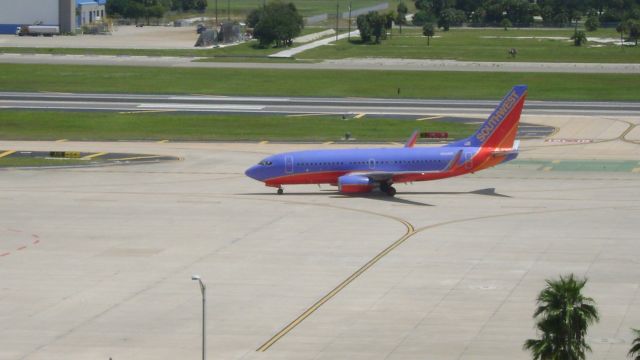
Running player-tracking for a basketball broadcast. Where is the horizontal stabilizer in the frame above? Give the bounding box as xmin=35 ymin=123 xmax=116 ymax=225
xmin=491 ymin=140 xmax=520 ymax=157
xmin=404 ymin=130 xmax=420 ymax=148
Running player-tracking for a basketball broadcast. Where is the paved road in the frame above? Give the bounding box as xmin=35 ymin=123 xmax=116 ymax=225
xmin=1 ymin=92 xmax=639 ymax=117
xmin=1 ymin=53 xmax=639 ymax=73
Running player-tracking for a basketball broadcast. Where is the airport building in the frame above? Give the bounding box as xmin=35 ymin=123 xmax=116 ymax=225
xmin=0 ymin=0 xmax=75 ymax=34
xmin=76 ymin=0 xmax=106 ymax=27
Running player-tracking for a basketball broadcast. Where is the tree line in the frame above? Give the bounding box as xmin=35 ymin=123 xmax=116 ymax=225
xmin=106 ymin=0 xmax=208 ymax=22
xmin=411 ymin=0 xmax=640 ymax=28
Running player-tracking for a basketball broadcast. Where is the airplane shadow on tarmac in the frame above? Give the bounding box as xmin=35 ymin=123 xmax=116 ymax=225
xmin=238 ymin=188 xmax=510 ymax=207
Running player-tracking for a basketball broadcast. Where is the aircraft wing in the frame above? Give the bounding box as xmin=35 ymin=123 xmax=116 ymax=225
xmin=351 ymin=150 xmax=463 ymax=183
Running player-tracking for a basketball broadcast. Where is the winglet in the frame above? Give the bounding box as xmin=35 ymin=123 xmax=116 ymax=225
xmin=404 ymin=130 xmax=420 ymax=148
xmin=444 ymin=150 xmax=463 ymax=171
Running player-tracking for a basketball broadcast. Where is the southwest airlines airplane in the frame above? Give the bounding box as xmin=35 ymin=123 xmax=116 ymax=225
xmin=245 ymin=85 xmax=527 ymax=196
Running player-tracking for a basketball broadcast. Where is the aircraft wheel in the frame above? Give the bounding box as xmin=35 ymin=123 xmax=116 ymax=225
xmin=277 ymin=188 xmax=284 ymax=195
xmin=386 ymin=186 xmax=396 ymax=197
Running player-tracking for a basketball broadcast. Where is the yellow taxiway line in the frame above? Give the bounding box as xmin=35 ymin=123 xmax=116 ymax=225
xmin=112 ymin=155 xmax=163 ymax=161
xmin=257 ymin=217 xmax=415 ymax=352
xmin=286 ymin=113 xmax=324 ymax=117
xmin=81 ymin=152 xmax=108 ymax=160
xmin=0 ymin=150 xmax=16 ymax=158
xmin=353 ymin=113 xmax=366 ymax=119
xmin=416 ymin=115 xmax=444 ymax=121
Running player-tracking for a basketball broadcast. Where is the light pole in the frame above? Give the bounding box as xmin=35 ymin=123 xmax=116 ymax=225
xmin=192 ymin=275 xmax=206 ymax=360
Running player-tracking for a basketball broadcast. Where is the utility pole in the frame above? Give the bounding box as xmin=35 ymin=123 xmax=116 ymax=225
xmin=348 ymin=1 xmax=352 ymax=41
xmin=335 ymin=0 xmax=339 ymax=41
xmin=215 ymin=0 xmax=218 ymax=25
xmin=227 ymin=0 xmax=231 ymax=21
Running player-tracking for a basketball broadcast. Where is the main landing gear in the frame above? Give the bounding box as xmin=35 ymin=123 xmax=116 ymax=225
xmin=379 ymin=182 xmax=397 ymax=197
xmin=277 ymin=188 xmax=284 ymax=195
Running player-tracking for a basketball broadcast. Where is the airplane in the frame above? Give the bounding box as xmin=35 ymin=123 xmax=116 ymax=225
xmin=245 ymin=85 xmax=527 ymax=196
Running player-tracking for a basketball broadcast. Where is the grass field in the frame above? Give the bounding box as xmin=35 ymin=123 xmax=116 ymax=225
xmin=1 ymin=27 xmax=637 ymax=62
xmin=0 ymin=111 xmax=476 ymax=142
xmin=298 ymin=27 xmax=640 ymax=63
xmin=0 ymin=64 xmax=638 ymax=101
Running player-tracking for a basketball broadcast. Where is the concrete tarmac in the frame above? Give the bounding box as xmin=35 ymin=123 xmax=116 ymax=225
xmin=0 ymin=114 xmax=639 ymax=359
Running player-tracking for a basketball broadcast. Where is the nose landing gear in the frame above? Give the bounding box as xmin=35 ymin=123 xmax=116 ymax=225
xmin=277 ymin=188 xmax=284 ymax=195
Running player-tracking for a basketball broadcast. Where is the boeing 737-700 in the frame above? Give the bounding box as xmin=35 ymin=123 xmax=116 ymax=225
xmin=245 ymin=85 xmax=527 ymax=196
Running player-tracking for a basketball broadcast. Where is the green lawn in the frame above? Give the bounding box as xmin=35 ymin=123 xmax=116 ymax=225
xmin=0 ymin=64 xmax=638 ymax=101
xmin=298 ymin=27 xmax=640 ymax=63
xmin=0 ymin=111 xmax=476 ymax=142
xmin=2 ymin=27 xmax=637 ymax=62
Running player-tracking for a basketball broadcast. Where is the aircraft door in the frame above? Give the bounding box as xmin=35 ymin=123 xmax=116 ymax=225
xmin=465 ymin=152 xmax=473 ymax=170
xmin=368 ymin=158 xmax=376 ymax=170
xmin=285 ymin=156 xmax=294 ymax=173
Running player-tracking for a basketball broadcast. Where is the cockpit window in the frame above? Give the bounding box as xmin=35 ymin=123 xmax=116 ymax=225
xmin=258 ymin=160 xmax=273 ymax=166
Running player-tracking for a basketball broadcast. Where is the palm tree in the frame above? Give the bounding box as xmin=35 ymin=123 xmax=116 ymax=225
xmin=524 ymin=274 xmax=599 ymax=360
xmin=629 ymin=328 xmax=640 ymax=360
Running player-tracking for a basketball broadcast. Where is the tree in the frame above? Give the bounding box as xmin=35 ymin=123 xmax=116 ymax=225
xmin=356 ymin=14 xmax=372 ymax=42
xmin=368 ymin=11 xmax=386 ymax=43
xmin=194 ymin=0 xmax=207 ymax=12
xmin=437 ymin=8 xmax=465 ymax=31
xmin=246 ymin=8 xmax=263 ymax=28
xmin=357 ymin=11 xmax=386 ymax=44
xmin=422 ymin=22 xmax=435 ymax=46
xmin=585 ymin=15 xmax=599 ymax=31
xmin=396 ymin=2 xmax=408 ymax=33
xmin=524 ymin=274 xmax=599 ymax=360
xmin=412 ymin=10 xmax=436 ymax=26
xmin=253 ymin=1 xmax=303 ymax=47
xmin=627 ymin=19 xmax=640 ymax=46
xmin=617 ymin=21 xmax=628 ymax=46
xmin=501 ymin=18 xmax=512 ymax=30
xmin=384 ymin=11 xmax=395 ymax=39
xmin=571 ymin=30 xmax=587 ymax=46
xmin=106 ymin=0 xmax=167 ymax=24
xmin=630 ymin=328 xmax=640 ymax=360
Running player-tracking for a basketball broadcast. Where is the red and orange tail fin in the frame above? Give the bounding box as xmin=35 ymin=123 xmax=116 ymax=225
xmin=448 ymin=85 xmax=527 ymax=149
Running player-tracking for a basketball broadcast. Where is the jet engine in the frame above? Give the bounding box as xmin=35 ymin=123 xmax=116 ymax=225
xmin=338 ymin=174 xmax=374 ymax=193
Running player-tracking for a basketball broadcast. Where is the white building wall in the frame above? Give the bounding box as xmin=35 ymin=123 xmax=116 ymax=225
xmin=0 ymin=0 xmax=59 ymax=25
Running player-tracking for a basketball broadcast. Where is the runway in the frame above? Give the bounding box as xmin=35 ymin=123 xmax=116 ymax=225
xmin=2 ymin=91 xmax=639 ymax=117
xmin=1 ymin=113 xmax=639 ymax=359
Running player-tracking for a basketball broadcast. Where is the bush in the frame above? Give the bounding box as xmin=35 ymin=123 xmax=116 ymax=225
xmin=501 ymin=18 xmax=512 ymax=30
xmin=571 ymin=30 xmax=587 ymax=46
xmin=585 ymin=15 xmax=599 ymax=31
xmin=412 ymin=10 xmax=435 ymax=26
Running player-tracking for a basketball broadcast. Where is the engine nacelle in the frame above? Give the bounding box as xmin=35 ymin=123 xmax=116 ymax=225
xmin=338 ymin=174 xmax=374 ymax=193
